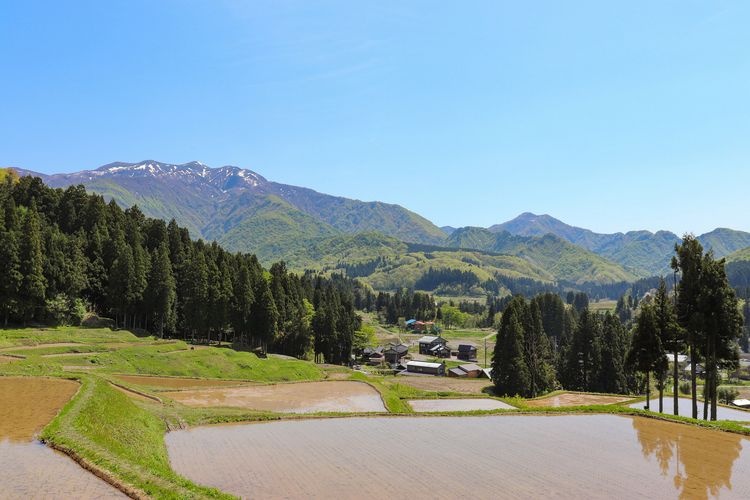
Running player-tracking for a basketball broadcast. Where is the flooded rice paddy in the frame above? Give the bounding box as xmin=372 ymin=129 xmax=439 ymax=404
xmin=167 ymin=414 xmax=750 ymax=499
xmin=525 ymin=392 xmax=633 ymax=407
xmin=114 ymin=374 xmax=253 ymax=389
xmin=165 ymin=380 xmax=387 ymax=413
xmin=630 ymin=397 xmax=750 ymax=422
xmin=0 ymin=377 xmax=125 ymax=498
xmin=408 ymin=398 xmax=515 ymax=412
xmin=396 ymin=376 xmax=492 ymax=394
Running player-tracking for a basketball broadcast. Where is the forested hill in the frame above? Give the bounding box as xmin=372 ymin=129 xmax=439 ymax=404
xmin=446 ymin=226 xmax=639 ymax=282
xmin=15 ymin=160 xmax=447 ymax=257
xmin=0 ymin=170 xmax=364 ymax=364
xmin=488 ymin=212 xmax=750 ymax=276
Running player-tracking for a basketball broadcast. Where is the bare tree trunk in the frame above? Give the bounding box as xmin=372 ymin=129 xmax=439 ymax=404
xmin=690 ymin=343 xmax=698 ymax=419
xmin=711 ymin=338 xmax=718 ymax=421
xmin=645 ymin=371 xmax=650 ymax=410
xmin=658 ymin=375 xmax=664 ymax=413
xmin=673 ymin=348 xmax=679 ymax=416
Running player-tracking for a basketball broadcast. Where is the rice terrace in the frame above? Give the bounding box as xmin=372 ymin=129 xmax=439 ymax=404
xmin=2 ymin=325 xmax=750 ymax=499
xmin=5 ymin=1 xmax=750 ymax=498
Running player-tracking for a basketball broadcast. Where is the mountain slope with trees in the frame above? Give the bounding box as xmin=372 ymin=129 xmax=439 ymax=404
xmin=446 ymin=226 xmax=639 ymax=283
xmin=15 ymin=161 xmax=448 ymax=260
xmin=488 ymin=212 xmax=750 ymax=276
xmin=0 ymin=170 xmax=364 ymax=364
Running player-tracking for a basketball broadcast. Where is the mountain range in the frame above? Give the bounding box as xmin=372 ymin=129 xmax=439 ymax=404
xmin=11 ymin=160 xmax=750 ymax=292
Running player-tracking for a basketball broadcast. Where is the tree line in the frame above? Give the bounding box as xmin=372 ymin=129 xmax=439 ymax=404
xmin=492 ymin=237 xmax=743 ymax=422
xmin=0 ymin=172 xmax=364 ymax=364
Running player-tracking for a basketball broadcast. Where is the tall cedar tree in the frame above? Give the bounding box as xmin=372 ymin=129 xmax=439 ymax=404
xmin=672 ymin=235 xmax=704 ymax=419
xmin=560 ymin=309 xmax=603 ymax=392
xmin=492 ymin=297 xmax=531 ymax=396
xmin=0 ymin=194 xmax=22 ymax=325
xmin=627 ymin=304 xmax=664 ymax=410
xmin=698 ymin=256 xmax=742 ymax=420
xmin=653 ymin=278 xmax=682 ymax=414
xmin=18 ymin=204 xmax=46 ymax=323
xmin=145 ymin=242 xmax=177 ymax=337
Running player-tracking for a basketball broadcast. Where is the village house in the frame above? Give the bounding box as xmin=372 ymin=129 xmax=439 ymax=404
xmin=456 ymin=343 xmax=478 ymax=361
xmin=383 ymin=343 xmax=409 ymax=364
xmin=418 ymin=335 xmax=447 ymax=355
xmin=364 ymin=346 xmax=385 ymax=366
xmin=429 ymin=343 xmax=451 ymax=358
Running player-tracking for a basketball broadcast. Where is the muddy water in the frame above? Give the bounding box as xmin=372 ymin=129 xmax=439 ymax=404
xmin=165 ymin=381 xmax=387 ymax=413
xmin=0 ymin=377 xmax=125 ymax=498
xmin=408 ymin=398 xmax=515 ymax=412
xmin=114 ymin=374 xmax=253 ymax=389
xmin=630 ymin=397 xmax=750 ymax=422
xmin=526 ymin=392 xmax=632 ymax=408
xmin=0 ymin=377 xmax=79 ymax=441
xmin=166 ymin=414 xmax=750 ymax=499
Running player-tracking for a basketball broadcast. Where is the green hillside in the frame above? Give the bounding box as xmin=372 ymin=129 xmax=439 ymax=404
xmin=725 ymin=246 xmax=750 ymax=263
xmin=447 ymin=227 xmax=639 ymax=283
xmin=208 ymin=194 xmax=340 ymax=260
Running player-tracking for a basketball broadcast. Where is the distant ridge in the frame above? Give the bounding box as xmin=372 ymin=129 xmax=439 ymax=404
xmin=487 ymin=212 xmax=750 ymax=276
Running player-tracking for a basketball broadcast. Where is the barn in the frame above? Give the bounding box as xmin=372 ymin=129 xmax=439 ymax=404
xmin=406 ymin=361 xmax=445 ymax=376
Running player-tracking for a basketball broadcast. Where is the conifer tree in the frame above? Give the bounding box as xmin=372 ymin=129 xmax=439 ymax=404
xmin=492 ymin=297 xmax=531 ymax=396
xmin=18 ymin=204 xmax=46 ymax=323
xmin=146 ymin=242 xmax=176 ymax=337
xmin=627 ymin=304 xmax=663 ymax=410
xmin=0 ymin=205 xmax=21 ymax=326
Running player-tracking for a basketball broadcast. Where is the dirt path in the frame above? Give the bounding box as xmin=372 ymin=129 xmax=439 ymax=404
xmin=0 ymin=342 xmax=82 ymax=352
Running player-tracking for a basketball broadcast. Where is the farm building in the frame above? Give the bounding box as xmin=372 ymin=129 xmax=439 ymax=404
xmin=405 ymin=319 xmax=417 ymax=329
xmin=383 ymin=343 xmax=409 ymax=364
xmin=447 ymin=363 xmax=483 ymax=378
xmin=414 ymin=321 xmax=436 ymax=332
xmin=429 ymin=343 xmax=451 ymax=358
xmin=363 ymin=346 xmax=383 ymax=358
xmin=363 ymin=347 xmax=385 ymax=365
xmin=406 ymin=361 xmax=445 ymax=376
xmin=418 ymin=335 xmax=447 ymax=355
xmin=458 ymin=363 xmax=483 ymax=378
xmin=457 ymin=343 xmax=478 ymax=361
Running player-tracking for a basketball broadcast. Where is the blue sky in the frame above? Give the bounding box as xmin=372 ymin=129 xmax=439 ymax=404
xmin=2 ymin=1 xmax=749 ymax=235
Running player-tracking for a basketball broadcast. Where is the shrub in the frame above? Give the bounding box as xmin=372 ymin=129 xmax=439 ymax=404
xmin=718 ymin=386 xmax=740 ymax=405
xmin=679 ymin=381 xmax=691 ymax=395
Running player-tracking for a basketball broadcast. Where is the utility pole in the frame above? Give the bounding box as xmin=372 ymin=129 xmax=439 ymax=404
xmin=484 ymin=337 xmax=487 ymax=367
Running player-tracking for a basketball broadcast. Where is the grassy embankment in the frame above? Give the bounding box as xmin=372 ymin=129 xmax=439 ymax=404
xmin=0 ymin=327 xmax=327 ymax=498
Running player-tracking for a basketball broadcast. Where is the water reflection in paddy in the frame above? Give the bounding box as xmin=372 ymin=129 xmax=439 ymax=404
xmin=630 ymin=397 xmax=750 ymax=422
xmin=167 ymin=414 xmax=750 ymax=499
xmin=0 ymin=377 xmax=125 ymax=498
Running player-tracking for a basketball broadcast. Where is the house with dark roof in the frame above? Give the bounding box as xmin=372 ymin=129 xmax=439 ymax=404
xmin=418 ymin=335 xmax=447 ymax=355
xmin=383 ymin=343 xmax=410 ymax=364
xmin=457 ymin=343 xmax=478 ymax=361
xmin=429 ymin=343 xmax=451 ymax=358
